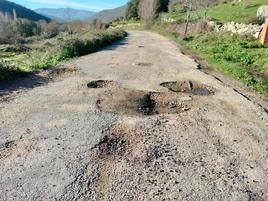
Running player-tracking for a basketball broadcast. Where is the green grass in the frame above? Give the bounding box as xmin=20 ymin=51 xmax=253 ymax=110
xmin=151 ymin=22 xmax=268 ymax=96
xmin=165 ymin=0 xmax=268 ymax=23
xmin=0 ymin=29 xmax=127 ymax=82
xmin=184 ymin=33 xmax=268 ymax=95
xmin=208 ymin=0 xmax=268 ymax=23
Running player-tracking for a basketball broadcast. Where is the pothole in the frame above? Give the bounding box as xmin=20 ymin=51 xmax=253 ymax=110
xmin=97 ymin=89 xmax=191 ymax=116
xmin=87 ymin=80 xmax=115 ymax=88
xmin=135 ymin=62 xmax=152 ymax=66
xmin=160 ymin=80 xmax=214 ymax=96
xmin=107 ymin=62 xmax=119 ymax=67
xmin=0 ymin=141 xmax=16 ymax=159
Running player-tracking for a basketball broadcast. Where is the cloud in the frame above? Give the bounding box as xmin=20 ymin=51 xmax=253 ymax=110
xmin=26 ymin=0 xmax=116 ymax=11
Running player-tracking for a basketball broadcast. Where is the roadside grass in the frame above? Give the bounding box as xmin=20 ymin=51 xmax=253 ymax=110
xmin=165 ymin=0 xmax=268 ymax=23
xmin=0 ymin=29 xmax=127 ymax=82
xmin=208 ymin=0 xmax=268 ymax=23
xmin=151 ymin=22 xmax=268 ymax=96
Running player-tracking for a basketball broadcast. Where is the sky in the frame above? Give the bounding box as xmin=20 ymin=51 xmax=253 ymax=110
xmin=9 ymin=0 xmax=128 ymax=12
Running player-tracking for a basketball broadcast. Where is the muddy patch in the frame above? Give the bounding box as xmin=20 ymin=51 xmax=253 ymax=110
xmin=97 ymin=89 xmax=191 ymax=116
xmin=87 ymin=80 xmax=115 ymax=89
xmin=160 ymin=80 xmax=214 ymax=96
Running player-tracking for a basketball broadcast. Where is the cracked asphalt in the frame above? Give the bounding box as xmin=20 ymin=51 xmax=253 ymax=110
xmin=0 ymin=31 xmax=267 ymax=201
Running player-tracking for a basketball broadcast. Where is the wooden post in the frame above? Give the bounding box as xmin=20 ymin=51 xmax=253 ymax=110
xmin=260 ymin=19 xmax=268 ymax=44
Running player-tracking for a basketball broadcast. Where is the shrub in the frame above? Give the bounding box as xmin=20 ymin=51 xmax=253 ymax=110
xmin=59 ymin=30 xmax=127 ymax=59
xmin=126 ymin=0 xmax=140 ymax=19
xmin=14 ymin=19 xmax=37 ymax=37
xmin=168 ymin=2 xmax=188 ymax=13
xmin=0 ymin=61 xmax=25 ymax=81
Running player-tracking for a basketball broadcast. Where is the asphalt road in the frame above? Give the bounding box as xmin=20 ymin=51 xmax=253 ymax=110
xmin=0 ymin=31 xmax=267 ymax=201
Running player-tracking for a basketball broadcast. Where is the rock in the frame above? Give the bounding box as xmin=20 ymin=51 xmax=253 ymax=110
xmin=211 ymin=21 xmax=263 ymax=39
xmin=180 ymin=96 xmax=192 ymax=102
xmin=257 ymin=6 xmax=268 ymax=21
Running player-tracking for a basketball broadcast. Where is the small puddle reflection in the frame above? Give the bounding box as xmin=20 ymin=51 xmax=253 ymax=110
xmin=191 ymin=89 xmax=210 ymax=96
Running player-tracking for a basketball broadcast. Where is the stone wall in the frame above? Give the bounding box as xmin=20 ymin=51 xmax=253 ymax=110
xmin=208 ymin=21 xmax=263 ymax=39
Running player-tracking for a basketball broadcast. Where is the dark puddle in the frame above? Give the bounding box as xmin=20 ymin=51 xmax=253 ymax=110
xmin=160 ymin=81 xmax=214 ymax=96
xmin=191 ymin=89 xmax=210 ymax=96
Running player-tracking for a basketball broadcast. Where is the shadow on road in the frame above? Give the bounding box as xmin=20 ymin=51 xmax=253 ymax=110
xmin=100 ymin=38 xmax=129 ymax=51
xmin=0 ymin=73 xmax=49 ymax=98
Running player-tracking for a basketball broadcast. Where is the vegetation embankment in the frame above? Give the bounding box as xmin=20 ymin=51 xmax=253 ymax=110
xmin=165 ymin=0 xmax=268 ymax=24
xmin=0 ymin=10 xmax=127 ymax=82
xmin=122 ymin=0 xmax=268 ymax=96
xmin=0 ymin=29 xmax=126 ymax=82
xmin=152 ymin=22 xmax=268 ymax=96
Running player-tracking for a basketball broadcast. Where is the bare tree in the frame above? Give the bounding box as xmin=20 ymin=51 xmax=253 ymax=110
xmin=0 ymin=11 xmax=16 ymax=43
xmin=13 ymin=9 xmax=17 ymax=21
xmin=184 ymin=0 xmax=193 ymax=36
xmin=138 ymin=0 xmax=161 ymax=24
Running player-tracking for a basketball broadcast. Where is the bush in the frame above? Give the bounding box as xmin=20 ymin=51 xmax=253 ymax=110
xmin=126 ymin=0 xmax=140 ymax=19
xmin=0 ymin=29 xmax=127 ymax=82
xmin=168 ymin=2 xmax=188 ymax=13
xmin=14 ymin=19 xmax=37 ymax=37
xmin=0 ymin=61 xmax=25 ymax=82
xmin=59 ymin=30 xmax=127 ymax=59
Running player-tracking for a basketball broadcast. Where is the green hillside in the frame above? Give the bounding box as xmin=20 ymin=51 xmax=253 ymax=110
xmin=208 ymin=0 xmax=268 ymax=23
xmin=165 ymin=0 xmax=268 ymax=23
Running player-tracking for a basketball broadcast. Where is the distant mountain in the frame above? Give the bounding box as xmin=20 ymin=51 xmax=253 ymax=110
xmin=0 ymin=0 xmax=50 ymax=21
xmin=35 ymin=8 xmax=95 ymax=22
xmin=89 ymin=5 xmax=127 ymax=22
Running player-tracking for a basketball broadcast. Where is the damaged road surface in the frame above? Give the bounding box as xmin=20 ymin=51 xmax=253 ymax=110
xmin=0 ymin=31 xmax=268 ymax=201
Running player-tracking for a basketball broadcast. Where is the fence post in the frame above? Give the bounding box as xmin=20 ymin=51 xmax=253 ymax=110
xmin=260 ymin=19 xmax=268 ymax=44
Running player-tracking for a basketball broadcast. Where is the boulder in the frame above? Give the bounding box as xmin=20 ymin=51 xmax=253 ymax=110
xmin=215 ymin=21 xmax=262 ymax=39
xmin=257 ymin=6 xmax=268 ymax=21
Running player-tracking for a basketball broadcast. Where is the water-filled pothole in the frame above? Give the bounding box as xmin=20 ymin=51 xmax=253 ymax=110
xmin=160 ymin=80 xmax=214 ymax=96
xmin=87 ymin=80 xmax=115 ymax=88
xmin=97 ymin=89 xmax=191 ymax=116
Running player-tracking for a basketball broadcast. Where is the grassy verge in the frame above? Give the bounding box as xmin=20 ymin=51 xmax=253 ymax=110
xmin=164 ymin=0 xmax=268 ymax=24
xmin=208 ymin=0 xmax=268 ymax=23
xmin=151 ymin=22 xmax=268 ymax=96
xmin=0 ymin=29 xmax=127 ymax=82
